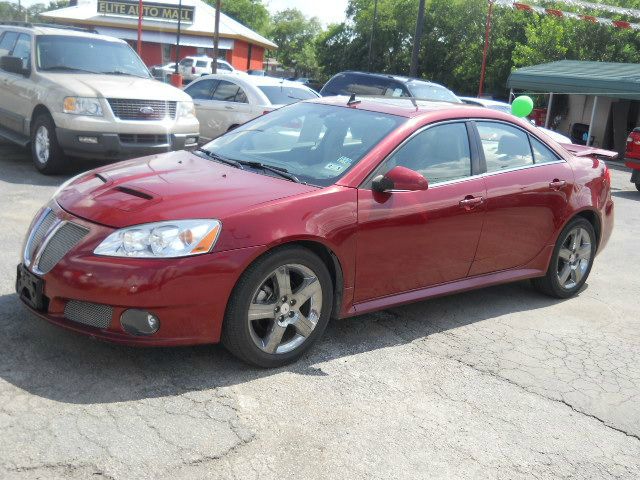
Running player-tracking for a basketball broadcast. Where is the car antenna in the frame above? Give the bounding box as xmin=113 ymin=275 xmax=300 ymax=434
xmin=347 ymin=93 xmax=361 ymax=106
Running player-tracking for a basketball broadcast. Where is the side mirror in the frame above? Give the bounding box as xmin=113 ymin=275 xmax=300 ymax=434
xmin=1 ymin=56 xmax=28 ymax=76
xmin=372 ymin=165 xmax=429 ymax=193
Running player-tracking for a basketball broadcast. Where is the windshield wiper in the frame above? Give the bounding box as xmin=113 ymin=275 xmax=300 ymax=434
xmin=195 ymin=148 xmax=244 ymax=169
xmin=40 ymin=66 xmax=98 ymax=73
xmin=100 ymin=70 xmax=147 ymax=78
xmin=237 ymin=160 xmax=301 ymax=183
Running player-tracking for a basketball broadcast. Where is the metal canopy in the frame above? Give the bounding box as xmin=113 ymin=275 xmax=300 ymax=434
xmin=507 ymin=60 xmax=640 ymax=100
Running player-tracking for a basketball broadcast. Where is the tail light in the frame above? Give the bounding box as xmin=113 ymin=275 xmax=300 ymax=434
xmin=630 ymin=131 xmax=640 ymax=145
xmin=604 ymin=163 xmax=611 ymax=184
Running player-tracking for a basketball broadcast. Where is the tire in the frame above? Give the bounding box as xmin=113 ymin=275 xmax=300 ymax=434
xmin=227 ymin=124 xmax=240 ymax=132
xmin=635 ymin=182 xmax=640 ymax=192
xmin=532 ymin=217 xmax=596 ymax=299
xmin=222 ymin=246 xmax=333 ymax=368
xmin=31 ymin=113 xmax=67 ymax=174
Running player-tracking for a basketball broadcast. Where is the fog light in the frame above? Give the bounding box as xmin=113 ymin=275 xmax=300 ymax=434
xmin=186 ymin=136 xmax=198 ymax=145
xmin=78 ymin=136 xmax=98 ymax=144
xmin=120 ymin=309 xmax=160 ymax=336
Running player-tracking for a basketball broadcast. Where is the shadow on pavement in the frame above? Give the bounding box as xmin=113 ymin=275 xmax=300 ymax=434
xmin=0 ymin=280 xmax=571 ymax=405
xmin=612 ymin=190 xmax=640 ymax=202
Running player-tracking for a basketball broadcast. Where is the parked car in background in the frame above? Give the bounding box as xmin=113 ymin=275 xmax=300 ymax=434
xmin=288 ymin=77 xmax=323 ymax=92
xmin=320 ymin=71 xmax=461 ymax=103
xmin=150 ymin=62 xmax=175 ymax=81
xmin=625 ymin=128 xmax=640 ymax=191
xmin=18 ymin=97 xmax=613 ymax=367
xmin=248 ymin=69 xmax=266 ymax=76
xmin=0 ymin=23 xmax=199 ymax=174
xmin=460 ymin=96 xmax=573 ymax=144
xmin=178 ymin=56 xmax=236 ymax=82
xmin=184 ymin=74 xmax=319 ymax=142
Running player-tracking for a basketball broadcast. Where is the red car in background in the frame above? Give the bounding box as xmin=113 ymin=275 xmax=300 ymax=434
xmin=17 ymin=97 xmax=614 ymax=367
xmin=625 ymin=128 xmax=640 ymax=191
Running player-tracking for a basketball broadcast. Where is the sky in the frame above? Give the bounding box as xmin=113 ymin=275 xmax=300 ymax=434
xmin=268 ymin=0 xmax=349 ymax=25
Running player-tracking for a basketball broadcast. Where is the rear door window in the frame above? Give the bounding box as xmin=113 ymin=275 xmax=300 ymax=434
xmin=530 ymin=137 xmax=560 ymax=164
xmin=477 ymin=122 xmax=534 ymax=172
xmin=0 ymin=31 xmax=18 ymax=57
xmin=212 ymin=80 xmax=241 ymax=102
xmin=195 ymin=60 xmax=208 ymax=68
xmin=184 ymin=79 xmax=219 ymax=100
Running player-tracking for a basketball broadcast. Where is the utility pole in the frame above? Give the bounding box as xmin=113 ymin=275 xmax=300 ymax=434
xmin=367 ymin=0 xmax=378 ymax=72
xmin=409 ymin=0 xmax=426 ymax=77
xmin=174 ymin=0 xmax=183 ymax=75
xmin=212 ymin=0 xmax=221 ymax=73
xmin=478 ymin=0 xmax=495 ymax=97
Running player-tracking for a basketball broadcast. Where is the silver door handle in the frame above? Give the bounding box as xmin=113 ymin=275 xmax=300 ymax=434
xmin=224 ymin=105 xmax=235 ymax=110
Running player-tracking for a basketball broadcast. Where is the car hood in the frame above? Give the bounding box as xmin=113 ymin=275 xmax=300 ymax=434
xmin=39 ymin=73 xmax=191 ymax=101
xmin=56 ymin=150 xmax=318 ymax=229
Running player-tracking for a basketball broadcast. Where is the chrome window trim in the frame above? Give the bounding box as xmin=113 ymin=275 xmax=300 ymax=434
xmin=360 ymin=117 xmax=568 ymax=191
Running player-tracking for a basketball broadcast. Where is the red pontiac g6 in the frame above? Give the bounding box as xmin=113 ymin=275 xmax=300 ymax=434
xmin=17 ymin=97 xmax=614 ymax=367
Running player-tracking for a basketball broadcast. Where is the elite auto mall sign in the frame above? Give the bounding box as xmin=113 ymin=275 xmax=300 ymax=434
xmin=97 ymin=0 xmax=195 ymax=23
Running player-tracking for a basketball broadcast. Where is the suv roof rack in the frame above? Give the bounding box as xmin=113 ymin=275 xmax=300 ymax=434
xmin=0 ymin=21 xmax=97 ymax=34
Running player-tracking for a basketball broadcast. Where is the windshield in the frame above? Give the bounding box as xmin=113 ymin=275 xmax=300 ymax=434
xmin=36 ymin=35 xmax=150 ymax=77
xmin=407 ymin=82 xmax=460 ymax=103
xmin=201 ymin=102 xmax=405 ymax=187
xmin=258 ymin=86 xmax=318 ymax=105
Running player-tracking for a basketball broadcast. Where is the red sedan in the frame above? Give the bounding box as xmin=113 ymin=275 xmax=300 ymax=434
xmin=17 ymin=97 xmax=614 ymax=367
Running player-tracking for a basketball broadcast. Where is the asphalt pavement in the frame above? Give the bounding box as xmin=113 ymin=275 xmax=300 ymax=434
xmin=1 ymin=140 xmax=639 ymax=479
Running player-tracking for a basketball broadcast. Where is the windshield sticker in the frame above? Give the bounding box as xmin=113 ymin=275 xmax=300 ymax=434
xmin=337 ymin=156 xmax=353 ymax=166
xmin=324 ymin=162 xmax=346 ymax=173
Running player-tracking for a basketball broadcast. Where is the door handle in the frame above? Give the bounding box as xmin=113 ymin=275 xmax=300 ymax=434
xmin=224 ymin=105 xmax=235 ymax=110
xmin=459 ymin=196 xmax=484 ymax=210
xmin=549 ymin=179 xmax=566 ymax=190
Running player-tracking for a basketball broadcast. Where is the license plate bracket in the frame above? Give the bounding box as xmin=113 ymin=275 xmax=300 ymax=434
xmin=16 ymin=264 xmax=47 ymax=311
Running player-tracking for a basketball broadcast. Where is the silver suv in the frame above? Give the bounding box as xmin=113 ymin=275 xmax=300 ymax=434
xmin=0 ymin=23 xmax=199 ymax=174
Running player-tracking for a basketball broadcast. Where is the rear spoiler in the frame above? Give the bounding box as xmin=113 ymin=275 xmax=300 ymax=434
xmin=560 ymin=143 xmax=619 ymax=160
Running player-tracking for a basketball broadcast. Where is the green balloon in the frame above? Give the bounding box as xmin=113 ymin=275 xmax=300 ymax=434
xmin=511 ymin=95 xmax=534 ymax=118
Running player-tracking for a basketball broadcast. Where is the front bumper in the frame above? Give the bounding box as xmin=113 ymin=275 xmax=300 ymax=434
xmin=56 ymin=128 xmax=199 ymax=160
xmin=17 ymin=205 xmax=263 ymax=346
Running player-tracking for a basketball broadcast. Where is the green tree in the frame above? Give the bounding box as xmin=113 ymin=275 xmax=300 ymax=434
xmin=269 ymin=8 xmax=321 ymax=76
xmin=211 ymin=0 xmax=270 ymax=37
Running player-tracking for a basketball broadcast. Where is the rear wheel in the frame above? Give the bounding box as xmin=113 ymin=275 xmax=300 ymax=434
xmin=636 ymin=182 xmax=640 ymax=192
xmin=222 ymin=246 xmax=333 ymax=368
xmin=532 ymin=217 xmax=596 ymax=299
xmin=31 ymin=113 xmax=66 ymax=174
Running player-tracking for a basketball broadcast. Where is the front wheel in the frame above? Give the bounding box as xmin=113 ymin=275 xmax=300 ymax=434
xmin=532 ymin=217 xmax=596 ymax=299
xmin=31 ymin=113 xmax=67 ymax=174
xmin=635 ymin=182 xmax=640 ymax=192
xmin=222 ymin=247 xmax=333 ymax=368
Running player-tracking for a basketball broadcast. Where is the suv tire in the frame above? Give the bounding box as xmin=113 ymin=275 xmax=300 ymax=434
xmin=31 ymin=113 xmax=66 ymax=174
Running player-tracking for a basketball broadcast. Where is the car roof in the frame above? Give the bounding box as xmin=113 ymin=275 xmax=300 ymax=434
xmin=337 ymin=70 xmax=444 ymax=86
xmin=0 ymin=23 xmax=125 ymax=43
xmin=308 ymin=95 xmax=523 ymax=121
xmin=459 ymin=96 xmax=511 ymax=108
xmin=198 ymin=73 xmax=313 ymax=89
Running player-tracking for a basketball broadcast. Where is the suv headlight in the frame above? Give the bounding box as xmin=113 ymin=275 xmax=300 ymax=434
xmin=177 ymin=101 xmax=196 ymax=119
xmin=94 ymin=220 xmax=222 ymax=258
xmin=63 ymin=97 xmax=103 ymax=116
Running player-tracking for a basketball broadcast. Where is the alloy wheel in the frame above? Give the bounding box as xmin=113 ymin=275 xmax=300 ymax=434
xmin=35 ymin=125 xmax=50 ymax=165
xmin=556 ymin=226 xmax=592 ymax=290
xmin=247 ymin=263 xmax=323 ymax=355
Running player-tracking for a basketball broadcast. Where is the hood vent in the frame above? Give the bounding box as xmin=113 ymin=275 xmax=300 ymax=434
xmin=115 ymin=186 xmax=154 ymax=200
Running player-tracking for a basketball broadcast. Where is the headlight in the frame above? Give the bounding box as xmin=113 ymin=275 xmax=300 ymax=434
xmin=63 ymin=97 xmax=103 ymax=116
xmin=94 ymin=220 xmax=222 ymax=258
xmin=177 ymin=101 xmax=196 ymax=119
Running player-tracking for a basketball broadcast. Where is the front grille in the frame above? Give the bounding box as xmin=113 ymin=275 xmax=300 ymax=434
xmin=64 ymin=301 xmax=113 ymax=329
xmin=37 ymin=223 xmax=89 ymax=274
xmin=119 ymin=134 xmax=170 ymax=145
xmin=108 ymin=99 xmax=177 ymax=120
xmin=26 ymin=209 xmax=56 ymax=263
